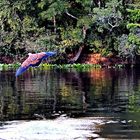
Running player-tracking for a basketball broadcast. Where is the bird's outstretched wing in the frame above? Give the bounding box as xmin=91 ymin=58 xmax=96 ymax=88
xmin=16 ymin=51 xmax=56 ymax=77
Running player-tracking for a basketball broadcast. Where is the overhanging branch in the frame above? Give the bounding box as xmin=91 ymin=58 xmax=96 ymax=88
xmin=65 ymin=10 xmax=78 ymax=20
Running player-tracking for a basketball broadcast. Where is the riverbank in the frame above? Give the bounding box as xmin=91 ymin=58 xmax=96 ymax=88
xmin=0 ymin=63 xmax=125 ymax=72
xmin=0 ymin=53 xmax=135 ymax=68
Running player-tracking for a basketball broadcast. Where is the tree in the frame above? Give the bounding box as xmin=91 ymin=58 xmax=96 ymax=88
xmin=0 ymin=0 xmax=140 ymax=64
xmin=117 ymin=1 xmax=140 ymax=64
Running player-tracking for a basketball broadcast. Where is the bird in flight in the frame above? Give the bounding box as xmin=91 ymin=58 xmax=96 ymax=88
xmin=16 ymin=51 xmax=56 ymax=77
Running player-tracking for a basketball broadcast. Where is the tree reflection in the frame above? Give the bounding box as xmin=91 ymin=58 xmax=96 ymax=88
xmin=0 ymin=68 xmax=140 ymax=120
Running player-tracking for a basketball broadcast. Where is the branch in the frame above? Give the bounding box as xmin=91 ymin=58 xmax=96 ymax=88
xmin=68 ymin=45 xmax=84 ymax=63
xmin=65 ymin=10 xmax=78 ymax=20
xmin=108 ymin=16 xmax=119 ymax=29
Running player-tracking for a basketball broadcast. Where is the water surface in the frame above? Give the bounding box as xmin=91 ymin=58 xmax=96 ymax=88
xmin=0 ymin=67 xmax=140 ymax=139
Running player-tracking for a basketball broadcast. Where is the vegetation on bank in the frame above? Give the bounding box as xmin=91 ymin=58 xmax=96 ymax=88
xmin=0 ymin=0 xmax=140 ymax=65
xmin=0 ymin=63 xmax=125 ymax=72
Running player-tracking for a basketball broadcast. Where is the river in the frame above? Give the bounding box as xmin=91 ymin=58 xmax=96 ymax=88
xmin=0 ymin=66 xmax=140 ymax=139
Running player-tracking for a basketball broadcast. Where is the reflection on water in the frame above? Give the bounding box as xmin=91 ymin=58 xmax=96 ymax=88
xmin=0 ymin=67 xmax=140 ymax=139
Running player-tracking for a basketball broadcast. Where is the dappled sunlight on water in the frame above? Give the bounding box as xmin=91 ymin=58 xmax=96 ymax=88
xmin=0 ymin=116 xmax=106 ymax=140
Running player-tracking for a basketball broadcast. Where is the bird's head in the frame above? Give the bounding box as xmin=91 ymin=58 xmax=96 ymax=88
xmin=45 ymin=51 xmax=56 ymax=57
xmin=28 ymin=53 xmax=32 ymax=56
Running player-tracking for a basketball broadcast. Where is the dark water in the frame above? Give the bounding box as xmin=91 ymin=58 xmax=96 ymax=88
xmin=0 ymin=67 xmax=140 ymax=139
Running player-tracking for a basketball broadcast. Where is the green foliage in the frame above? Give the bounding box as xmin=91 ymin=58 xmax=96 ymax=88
xmin=38 ymin=0 xmax=69 ymax=20
xmin=0 ymin=63 xmax=20 ymax=71
xmin=36 ymin=35 xmax=58 ymax=51
xmin=61 ymin=27 xmax=83 ymax=42
xmin=117 ymin=35 xmax=135 ymax=58
xmin=89 ymin=40 xmax=110 ymax=56
xmin=127 ymin=23 xmax=140 ymax=30
xmin=77 ymin=16 xmax=92 ymax=28
xmin=126 ymin=5 xmax=140 ymax=57
xmin=0 ymin=0 xmax=140 ymax=64
xmin=127 ymin=9 xmax=140 ymax=22
xmin=22 ymin=16 xmax=37 ymax=33
xmin=117 ymin=29 xmax=140 ymax=60
xmin=128 ymin=34 xmax=140 ymax=46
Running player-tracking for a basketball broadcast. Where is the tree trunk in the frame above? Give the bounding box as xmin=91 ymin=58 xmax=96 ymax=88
xmin=53 ymin=16 xmax=56 ymax=33
xmin=68 ymin=45 xmax=84 ymax=63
